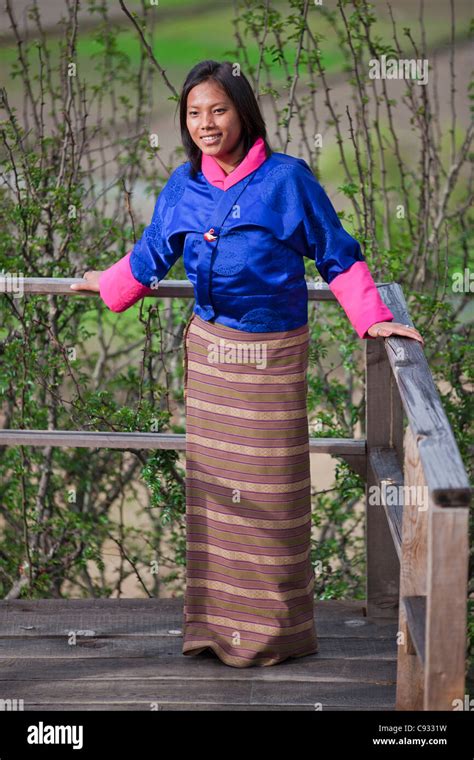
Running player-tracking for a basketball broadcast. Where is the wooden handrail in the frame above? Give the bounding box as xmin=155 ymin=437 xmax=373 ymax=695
xmin=378 ymin=283 xmax=470 ymax=507
xmin=0 ymin=429 xmax=366 ymax=456
xmin=1 ymin=276 xmax=469 ymax=507
xmin=0 ymin=276 xmax=391 ymax=301
xmin=367 ymin=283 xmax=471 ymax=711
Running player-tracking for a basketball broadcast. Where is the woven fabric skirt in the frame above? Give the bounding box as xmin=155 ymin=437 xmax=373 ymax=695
xmin=181 ymin=312 xmax=318 ymax=667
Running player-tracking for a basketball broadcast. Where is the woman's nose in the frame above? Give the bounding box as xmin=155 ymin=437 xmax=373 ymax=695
xmin=201 ymin=114 xmax=216 ymax=128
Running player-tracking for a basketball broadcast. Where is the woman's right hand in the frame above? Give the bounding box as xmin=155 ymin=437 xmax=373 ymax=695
xmin=70 ymin=270 xmax=102 ymax=292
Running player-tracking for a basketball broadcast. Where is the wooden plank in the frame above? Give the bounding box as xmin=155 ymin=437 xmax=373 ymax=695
xmin=396 ymin=426 xmax=428 ymax=710
xmin=368 ymin=447 xmax=404 ymax=558
xmin=0 ymin=596 xmax=367 ymax=621
xmin=0 ymin=678 xmax=396 ymax=709
xmin=0 ymin=276 xmax=391 ymax=301
xmin=0 ymin=656 xmax=396 ymax=683
xmin=0 ymin=598 xmax=396 ymax=639
xmin=1 ymin=277 xmax=195 ymax=299
xmin=378 ymin=283 xmax=471 ymax=508
xmin=424 ymin=502 xmax=469 ymax=709
xmin=404 ymin=595 xmax=426 ymax=664
xmin=0 ymin=634 xmax=397 ymax=660
xmin=0 ymin=429 xmax=366 ymax=456
xmin=365 ymin=338 xmax=403 ymax=618
xmin=17 ymin=703 xmax=396 ymax=711
xmin=0 ymin=596 xmax=397 ymax=710
xmin=0 ymin=430 xmax=189 ymax=450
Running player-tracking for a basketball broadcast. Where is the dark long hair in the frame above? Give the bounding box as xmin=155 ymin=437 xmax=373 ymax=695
xmin=178 ymin=60 xmax=272 ymax=177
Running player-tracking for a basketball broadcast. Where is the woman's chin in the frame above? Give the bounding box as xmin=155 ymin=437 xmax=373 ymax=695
xmin=201 ymin=144 xmax=224 ymax=155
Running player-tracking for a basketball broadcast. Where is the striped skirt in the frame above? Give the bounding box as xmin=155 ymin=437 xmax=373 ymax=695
xmin=181 ymin=313 xmax=318 ymax=667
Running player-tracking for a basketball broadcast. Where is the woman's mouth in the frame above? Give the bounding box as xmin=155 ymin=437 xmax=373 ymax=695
xmin=201 ymin=134 xmax=222 ymax=145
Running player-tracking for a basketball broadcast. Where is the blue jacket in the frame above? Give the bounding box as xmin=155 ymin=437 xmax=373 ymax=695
xmin=99 ymin=151 xmax=393 ymax=336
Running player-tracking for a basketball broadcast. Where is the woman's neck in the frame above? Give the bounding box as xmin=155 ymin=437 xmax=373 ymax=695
xmin=212 ymin=140 xmax=246 ymax=175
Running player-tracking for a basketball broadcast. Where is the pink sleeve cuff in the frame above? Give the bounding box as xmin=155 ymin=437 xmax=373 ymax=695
xmin=99 ymin=251 xmax=156 ymax=313
xmin=328 ymin=260 xmax=394 ymax=339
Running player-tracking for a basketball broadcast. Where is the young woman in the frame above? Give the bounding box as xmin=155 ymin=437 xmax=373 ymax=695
xmin=71 ymin=60 xmax=423 ymax=668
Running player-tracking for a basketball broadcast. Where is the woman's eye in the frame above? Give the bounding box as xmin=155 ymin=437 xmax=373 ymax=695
xmin=188 ymin=109 xmax=225 ymax=117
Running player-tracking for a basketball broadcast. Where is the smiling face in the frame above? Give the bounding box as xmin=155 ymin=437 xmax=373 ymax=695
xmin=186 ymin=80 xmax=245 ymax=171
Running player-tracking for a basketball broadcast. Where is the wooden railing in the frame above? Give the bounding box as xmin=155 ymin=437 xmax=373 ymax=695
xmin=368 ymin=283 xmax=471 ymax=711
xmin=0 ymin=276 xmax=471 ymax=710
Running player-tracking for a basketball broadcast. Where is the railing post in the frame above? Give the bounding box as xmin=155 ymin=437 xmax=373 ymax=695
xmin=396 ymin=427 xmax=470 ymax=710
xmin=365 ymin=338 xmax=403 ymax=618
xmin=396 ymin=426 xmax=427 ymax=710
xmin=424 ymin=480 xmax=469 ymax=710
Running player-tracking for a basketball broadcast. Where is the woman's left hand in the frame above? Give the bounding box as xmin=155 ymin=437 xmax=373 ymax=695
xmin=367 ymin=321 xmax=424 ymax=346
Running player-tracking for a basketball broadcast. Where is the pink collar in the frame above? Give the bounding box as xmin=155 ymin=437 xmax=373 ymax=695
xmin=201 ymin=135 xmax=267 ymax=191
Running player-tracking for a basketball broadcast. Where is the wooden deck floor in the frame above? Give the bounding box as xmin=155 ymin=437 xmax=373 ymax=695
xmin=0 ymin=598 xmax=398 ymax=711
